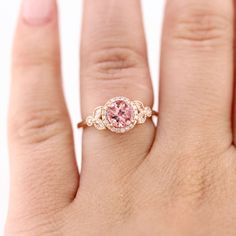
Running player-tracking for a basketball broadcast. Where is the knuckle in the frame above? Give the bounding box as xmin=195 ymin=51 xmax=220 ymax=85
xmin=163 ymin=151 xmax=223 ymax=206
xmin=172 ymin=165 xmax=212 ymax=203
xmin=82 ymin=47 xmax=148 ymax=81
xmin=10 ymin=108 xmax=70 ymax=145
xmin=167 ymin=5 xmax=233 ymax=49
xmin=81 ymin=47 xmax=151 ymax=101
xmin=153 ymin=139 xmax=226 ymax=205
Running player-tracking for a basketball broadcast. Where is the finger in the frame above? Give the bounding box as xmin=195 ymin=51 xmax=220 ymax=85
xmin=153 ymin=0 xmax=233 ymax=156
xmin=233 ymin=2 xmax=236 ymax=145
xmin=8 ymin=0 xmax=79 ymax=221
xmin=79 ymin=0 xmax=155 ymax=191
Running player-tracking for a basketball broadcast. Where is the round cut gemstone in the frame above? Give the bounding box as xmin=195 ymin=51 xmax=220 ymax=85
xmin=106 ymin=100 xmax=134 ymax=128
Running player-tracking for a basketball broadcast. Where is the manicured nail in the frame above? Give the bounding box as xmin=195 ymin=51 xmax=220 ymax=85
xmin=22 ymin=0 xmax=54 ymax=26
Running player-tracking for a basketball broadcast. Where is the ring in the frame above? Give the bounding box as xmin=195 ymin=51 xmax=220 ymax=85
xmin=77 ymin=96 xmax=158 ymax=134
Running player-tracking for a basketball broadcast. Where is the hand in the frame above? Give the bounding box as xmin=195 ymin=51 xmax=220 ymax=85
xmin=5 ymin=0 xmax=236 ymax=235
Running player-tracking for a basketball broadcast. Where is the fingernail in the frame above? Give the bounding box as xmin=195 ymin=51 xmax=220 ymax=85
xmin=22 ymin=0 xmax=54 ymax=26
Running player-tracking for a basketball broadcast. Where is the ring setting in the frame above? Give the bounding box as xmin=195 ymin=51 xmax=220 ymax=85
xmin=78 ymin=96 xmax=158 ymax=134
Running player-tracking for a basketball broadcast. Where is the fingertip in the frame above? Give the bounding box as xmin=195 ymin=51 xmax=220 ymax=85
xmin=13 ymin=0 xmax=59 ymax=69
xmin=21 ymin=0 xmax=57 ymax=26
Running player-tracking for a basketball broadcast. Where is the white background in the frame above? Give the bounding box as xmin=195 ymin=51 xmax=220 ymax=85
xmin=0 ymin=0 xmax=164 ymax=235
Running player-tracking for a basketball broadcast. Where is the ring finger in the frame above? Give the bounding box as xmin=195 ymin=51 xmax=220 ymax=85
xmin=78 ymin=0 xmax=155 ymax=193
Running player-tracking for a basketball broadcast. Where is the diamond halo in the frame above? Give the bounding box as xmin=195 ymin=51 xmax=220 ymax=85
xmin=102 ymin=96 xmax=138 ymax=133
xmin=77 ymin=96 xmax=157 ymax=134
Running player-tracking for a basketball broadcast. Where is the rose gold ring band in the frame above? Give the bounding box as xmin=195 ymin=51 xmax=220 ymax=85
xmin=77 ymin=96 xmax=158 ymax=134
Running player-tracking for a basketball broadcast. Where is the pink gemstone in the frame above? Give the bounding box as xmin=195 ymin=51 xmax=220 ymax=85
xmin=106 ymin=100 xmax=134 ymax=128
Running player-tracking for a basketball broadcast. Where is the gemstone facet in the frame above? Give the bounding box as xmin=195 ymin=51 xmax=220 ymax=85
xmin=106 ymin=100 xmax=134 ymax=128
xmin=102 ymin=97 xmax=137 ymax=133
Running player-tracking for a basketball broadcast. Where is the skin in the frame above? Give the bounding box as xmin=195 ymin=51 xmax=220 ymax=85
xmin=4 ymin=0 xmax=236 ymax=235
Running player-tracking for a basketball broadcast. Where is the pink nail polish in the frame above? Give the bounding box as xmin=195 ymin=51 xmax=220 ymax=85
xmin=22 ymin=0 xmax=54 ymax=26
